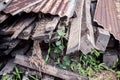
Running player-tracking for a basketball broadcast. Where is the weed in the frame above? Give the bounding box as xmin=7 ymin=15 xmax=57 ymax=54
xmin=116 ymin=71 xmax=120 ymax=78
xmin=45 ymin=25 xmax=66 ymax=63
xmin=12 ymin=66 xmax=22 ymax=80
xmin=29 ymin=75 xmax=39 ymax=80
xmin=1 ymin=75 xmax=10 ymax=80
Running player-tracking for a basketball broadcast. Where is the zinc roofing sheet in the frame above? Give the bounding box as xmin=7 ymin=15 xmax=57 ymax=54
xmin=3 ymin=0 xmax=76 ymax=17
xmin=94 ymin=0 xmax=120 ymax=41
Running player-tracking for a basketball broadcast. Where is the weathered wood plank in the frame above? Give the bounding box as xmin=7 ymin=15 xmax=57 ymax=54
xmin=0 ymin=59 xmax=15 ymax=75
xmin=66 ymin=0 xmax=84 ymax=54
xmin=11 ymin=16 xmax=36 ymax=39
xmin=85 ymin=0 xmax=95 ymax=47
xmin=11 ymin=43 xmax=30 ymax=57
xmin=95 ymin=27 xmax=110 ymax=51
xmin=0 ymin=14 xmax=8 ymax=23
xmin=32 ymin=18 xmax=52 ymax=41
xmin=18 ymin=23 xmax=35 ymax=40
xmin=3 ymin=39 xmax=21 ymax=55
xmin=14 ymin=55 xmax=88 ymax=80
xmin=45 ymin=17 xmax=60 ymax=32
xmin=79 ymin=0 xmax=95 ymax=54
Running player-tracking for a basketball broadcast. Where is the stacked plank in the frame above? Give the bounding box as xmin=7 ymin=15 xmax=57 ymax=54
xmin=0 ymin=0 xmax=120 ymax=79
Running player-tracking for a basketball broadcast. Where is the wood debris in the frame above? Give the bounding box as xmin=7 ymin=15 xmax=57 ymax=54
xmin=0 ymin=0 xmax=120 ymax=79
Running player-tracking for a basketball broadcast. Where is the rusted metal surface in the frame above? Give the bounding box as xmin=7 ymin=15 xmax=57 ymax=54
xmin=94 ymin=0 xmax=120 ymax=41
xmin=3 ymin=0 xmax=76 ymax=17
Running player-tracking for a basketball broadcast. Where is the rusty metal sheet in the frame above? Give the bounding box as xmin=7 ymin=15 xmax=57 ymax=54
xmin=3 ymin=0 xmax=76 ymax=17
xmin=94 ymin=0 xmax=120 ymax=41
xmin=3 ymin=0 xmax=43 ymax=15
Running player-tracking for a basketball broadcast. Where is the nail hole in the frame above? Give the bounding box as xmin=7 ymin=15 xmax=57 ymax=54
xmin=3 ymin=2 xmax=7 ymax=5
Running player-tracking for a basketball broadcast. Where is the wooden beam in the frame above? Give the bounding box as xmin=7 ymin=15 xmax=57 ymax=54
xmin=95 ymin=27 xmax=110 ymax=51
xmin=0 ymin=59 xmax=15 ymax=75
xmin=66 ymin=0 xmax=84 ymax=54
xmin=11 ymin=16 xmax=36 ymax=39
xmin=18 ymin=23 xmax=35 ymax=40
xmin=45 ymin=17 xmax=60 ymax=32
xmin=32 ymin=18 xmax=50 ymax=40
xmin=14 ymin=55 xmax=88 ymax=80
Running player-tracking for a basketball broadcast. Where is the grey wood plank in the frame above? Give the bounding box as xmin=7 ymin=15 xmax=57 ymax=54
xmin=66 ymin=0 xmax=84 ymax=54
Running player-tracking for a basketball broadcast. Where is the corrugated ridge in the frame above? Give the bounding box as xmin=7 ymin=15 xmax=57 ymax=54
xmin=94 ymin=0 xmax=120 ymax=41
xmin=3 ymin=0 xmax=76 ymax=17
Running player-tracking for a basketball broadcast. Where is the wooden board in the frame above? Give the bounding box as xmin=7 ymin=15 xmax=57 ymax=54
xmin=18 ymin=23 xmax=35 ymax=40
xmin=95 ymin=27 xmax=110 ymax=51
xmin=32 ymin=18 xmax=52 ymax=41
xmin=14 ymin=55 xmax=88 ymax=80
xmin=45 ymin=17 xmax=60 ymax=32
xmin=11 ymin=16 xmax=36 ymax=39
xmin=0 ymin=59 xmax=15 ymax=75
xmin=66 ymin=0 xmax=84 ymax=54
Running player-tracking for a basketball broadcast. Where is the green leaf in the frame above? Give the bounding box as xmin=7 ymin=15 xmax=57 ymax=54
xmin=1 ymin=75 xmax=10 ymax=80
xmin=117 ymin=71 xmax=120 ymax=78
xmin=91 ymin=49 xmax=100 ymax=57
xmin=55 ymin=40 xmax=62 ymax=46
xmin=59 ymin=64 xmax=67 ymax=69
xmin=57 ymin=30 xmax=66 ymax=37
xmin=58 ymin=45 xmax=65 ymax=51
xmin=63 ymin=56 xmax=70 ymax=66
xmin=29 ymin=75 xmax=39 ymax=80
xmin=54 ymin=47 xmax=61 ymax=53
xmin=61 ymin=26 xmax=65 ymax=31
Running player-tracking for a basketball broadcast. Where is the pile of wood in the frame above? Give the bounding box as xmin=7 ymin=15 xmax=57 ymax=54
xmin=0 ymin=0 xmax=120 ymax=79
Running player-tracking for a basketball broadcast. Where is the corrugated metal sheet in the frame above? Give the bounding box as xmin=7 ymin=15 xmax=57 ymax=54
xmin=94 ymin=0 xmax=120 ymax=41
xmin=3 ymin=0 xmax=76 ymax=17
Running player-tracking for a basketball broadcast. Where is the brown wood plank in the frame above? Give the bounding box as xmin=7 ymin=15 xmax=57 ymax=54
xmin=14 ymin=55 xmax=88 ymax=80
xmin=18 ymin=23 xmax=35 ymax=40
xmin=11 ymin=16 xmax=36 ymax=39
xmin=45 ymin=17 xmax=60 ymax=32
xmin=32 ymin=18 xmax=52 ymax=41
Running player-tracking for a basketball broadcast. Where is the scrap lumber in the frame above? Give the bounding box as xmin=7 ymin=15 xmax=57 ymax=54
xmin=66 ymin=0 xmax=84 ymax=54
xmin=3 ymin=39 xmax=21 ymax=55
xmin=32 ymin=18 xmax=52 ymax=41
xmin=79 ymin=0 xmax=96 ymax=54
xmin=45 ymin=17 xmax=60 ymax=32
xmin=85 ymin=0 xmax=95 ymax=47
xmin=11 ymin=43 xmax=30 ymax=57
xmin=11 ymin=16 xmax=36 ymax=39
xmin=14 ymin=55 xmax=88 ymax=80
xmin=0 ymin=14 xmax=8 ymax=23
xmin=18 ymin=23 xmax=35 ymax=40
xmin=29 ymin=40 xmax=45 ymax=73
xmin=95 ymin=27 xmax=110 ymax=51
xmin=0 ymin=59 xmax=15 ymax=75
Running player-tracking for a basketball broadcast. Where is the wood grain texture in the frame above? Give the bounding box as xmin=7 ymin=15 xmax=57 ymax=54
xmin=66 ymin=0 xmax=84 ymax=54
xmin=11 ymin=16 xmax=36 ymax=39
xmin=14 ymin=55 xmax=88 ymax=80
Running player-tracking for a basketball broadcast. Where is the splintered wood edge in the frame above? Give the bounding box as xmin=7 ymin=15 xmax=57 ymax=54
xmin=14 ymin=54 xmax=88 ymax=80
